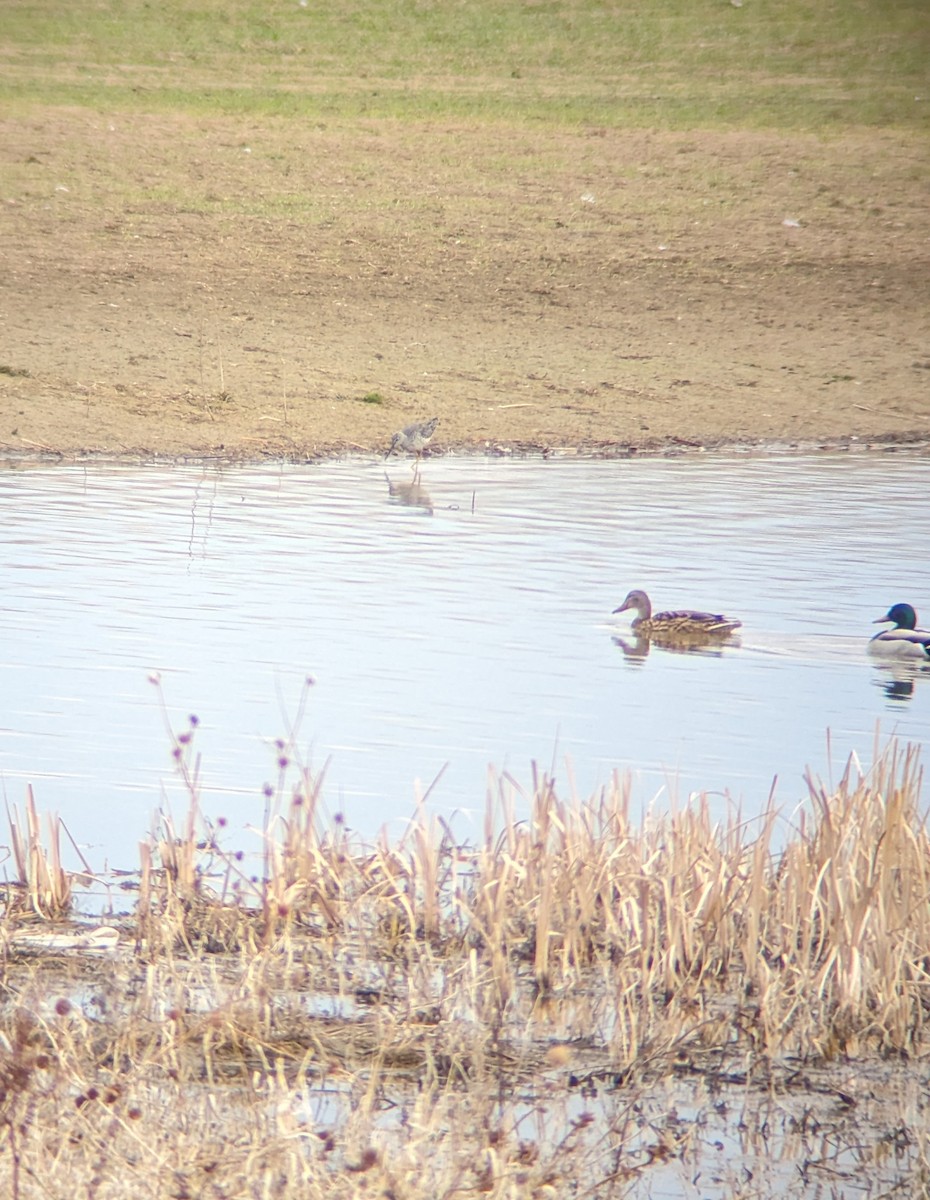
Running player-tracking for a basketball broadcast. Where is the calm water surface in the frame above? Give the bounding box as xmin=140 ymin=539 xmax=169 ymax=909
xmin=1 ymin=451 xmax=929 ymax=869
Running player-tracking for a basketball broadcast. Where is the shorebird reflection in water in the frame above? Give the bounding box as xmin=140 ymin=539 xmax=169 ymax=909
xmin=612 ymin=588 xmax=741 ymax=641
xmin=386 ymin=417 xmax=439 ymax=475
xmin=384 ymin=471 xmax=433 ymax=515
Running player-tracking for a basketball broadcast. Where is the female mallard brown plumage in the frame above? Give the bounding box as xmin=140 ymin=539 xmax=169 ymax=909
xmin=612 ymin=589 xmax=741 ymax=638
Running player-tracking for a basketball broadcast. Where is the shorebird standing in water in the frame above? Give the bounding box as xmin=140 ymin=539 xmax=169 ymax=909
xmin=386 ymin=417 xmax=439 ymax=475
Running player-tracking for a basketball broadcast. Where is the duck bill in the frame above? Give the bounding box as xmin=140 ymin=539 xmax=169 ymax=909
xmin=873 ymin=614 xmax=892 ymax=624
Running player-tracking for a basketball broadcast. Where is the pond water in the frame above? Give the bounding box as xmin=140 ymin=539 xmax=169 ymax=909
xmin=1 ymin=449 xmax=929 ymax=871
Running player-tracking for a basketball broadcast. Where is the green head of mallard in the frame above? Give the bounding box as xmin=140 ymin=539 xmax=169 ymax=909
xmin=875 ymin=603 xmax=918 ymax=630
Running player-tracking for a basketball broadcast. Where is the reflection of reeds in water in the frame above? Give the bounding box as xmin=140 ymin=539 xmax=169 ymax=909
xmin=1 ymin=736 xmax=929 ymax=1195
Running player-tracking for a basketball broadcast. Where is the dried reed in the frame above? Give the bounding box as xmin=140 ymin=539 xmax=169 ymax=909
xmin=4 ymin=786 xmax=72 ymax=919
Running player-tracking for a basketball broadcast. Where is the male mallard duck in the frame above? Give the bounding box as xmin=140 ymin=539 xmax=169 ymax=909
xmin=869 ymin=603 xmax=930 ymax=659
xmin=612 ymin=589 xmax=741 ymax=638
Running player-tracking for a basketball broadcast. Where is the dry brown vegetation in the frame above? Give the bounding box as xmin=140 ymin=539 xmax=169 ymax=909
xmin=1 ymin=731 xmax=929 ymax=1197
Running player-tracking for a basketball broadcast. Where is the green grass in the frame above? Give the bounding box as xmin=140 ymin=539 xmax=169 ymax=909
xmin=0 ymin=0 xmax=928 ymax=129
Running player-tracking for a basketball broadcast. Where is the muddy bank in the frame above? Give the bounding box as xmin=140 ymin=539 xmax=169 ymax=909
xmin=2 ymin=116 xmax=928 ymax=461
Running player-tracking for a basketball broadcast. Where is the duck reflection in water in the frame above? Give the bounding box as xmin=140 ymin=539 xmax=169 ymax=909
xmin=612 ymin=632 xmax=735 ymax=663
xmin=384 ymin=471 xmax=434 ymax=515
xmin=871 ymin=660 xmax=930 ymax=703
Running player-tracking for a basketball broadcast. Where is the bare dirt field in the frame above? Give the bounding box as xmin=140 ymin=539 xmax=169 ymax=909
xmin=2 ymin=110 xmax=928 ymax=461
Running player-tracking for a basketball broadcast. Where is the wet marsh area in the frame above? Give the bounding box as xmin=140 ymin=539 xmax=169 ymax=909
xmin=1 ymin=450 xmax=930 ymax=1195
xmin=3 ymin=742 xmax=930 ymax=1199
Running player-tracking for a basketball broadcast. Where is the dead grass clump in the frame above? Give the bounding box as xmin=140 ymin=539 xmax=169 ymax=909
xmin=4 ymin=787 xmax=72 ymax=920
xmin=768 ymin=742 xmax=930 ymax=1057
xmin=130 ymin=737 xmax=930 ymax=1065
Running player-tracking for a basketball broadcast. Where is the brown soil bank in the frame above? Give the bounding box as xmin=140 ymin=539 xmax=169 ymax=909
xmin=1 ymin=113 xmax=928 ymax=461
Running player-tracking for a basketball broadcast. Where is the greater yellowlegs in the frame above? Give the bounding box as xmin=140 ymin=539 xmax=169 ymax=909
xmin=386 ymin=417 xmax=439 ymax=473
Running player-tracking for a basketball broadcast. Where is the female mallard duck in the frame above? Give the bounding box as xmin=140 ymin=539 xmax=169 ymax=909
xmin=869 ymin=603 xmax=930 ymax=659
xmin=613 ymin=589 xmax=741 ymax=638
